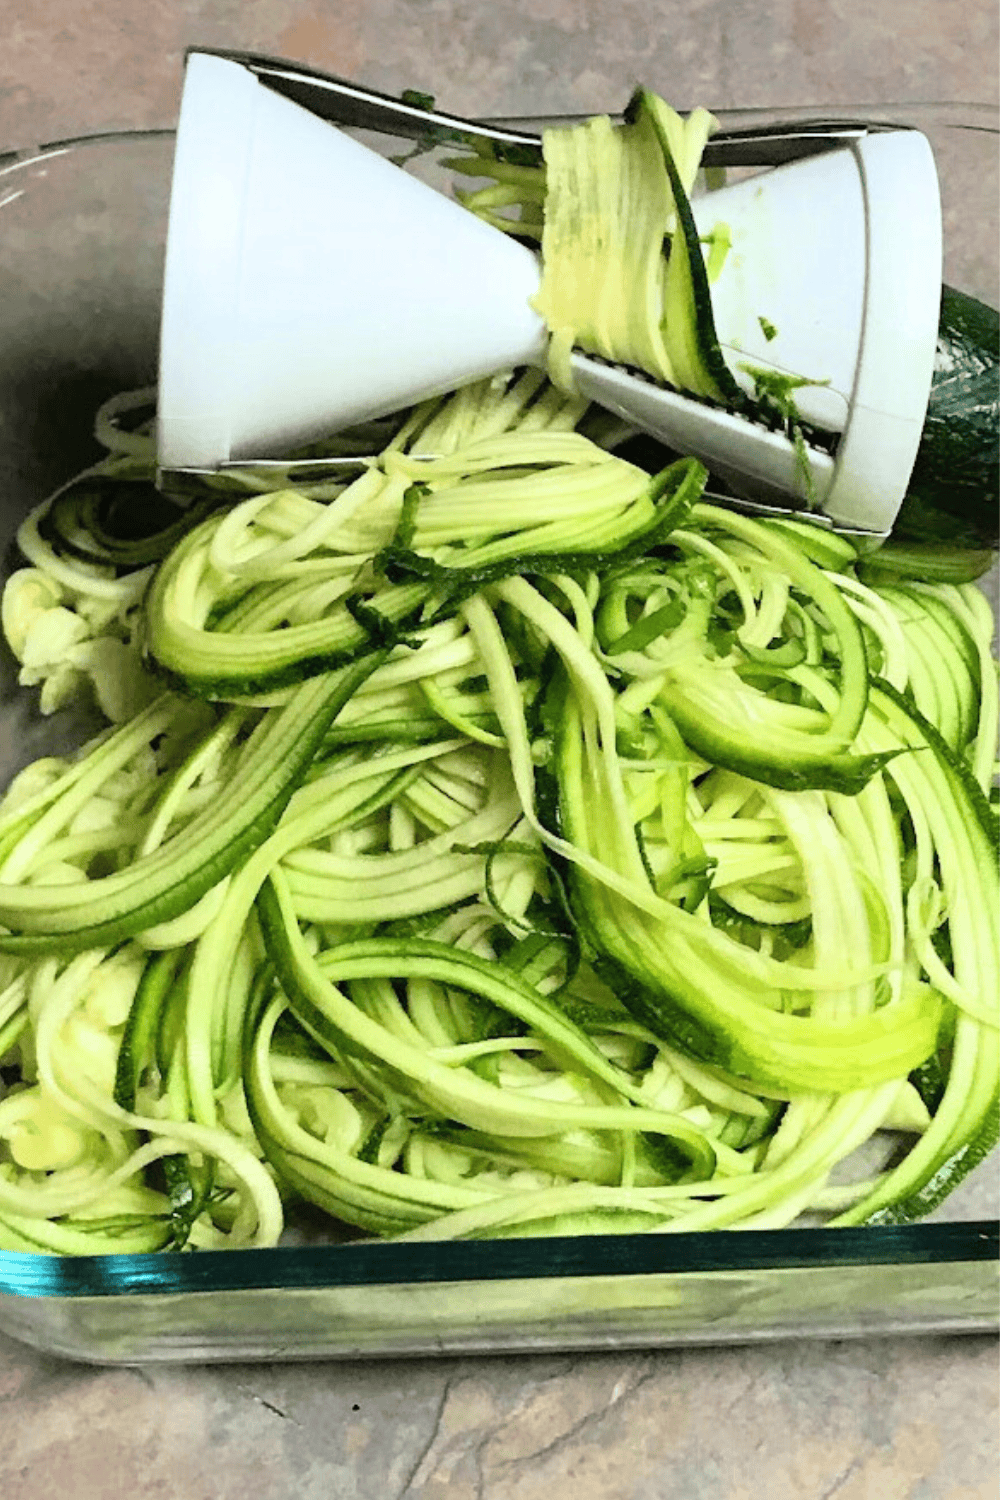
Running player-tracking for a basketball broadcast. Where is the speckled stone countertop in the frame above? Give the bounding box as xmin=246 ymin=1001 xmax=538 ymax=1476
xmin=0 ymin=1332 xmax=998 ymax=1498
xmin=1 ymin=3 xmax=998 ymax=1496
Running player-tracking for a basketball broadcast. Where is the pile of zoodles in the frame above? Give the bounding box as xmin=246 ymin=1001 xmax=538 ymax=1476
xmin=0 ymin=362 xmax=995 ymax=1254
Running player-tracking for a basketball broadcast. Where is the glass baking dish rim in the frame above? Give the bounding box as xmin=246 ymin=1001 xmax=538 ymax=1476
xmin=0 ymin=1221 xmax=995 ymax=1299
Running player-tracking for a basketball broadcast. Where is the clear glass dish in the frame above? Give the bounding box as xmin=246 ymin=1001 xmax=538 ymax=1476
xmin=0 ymin=103 xmax=996 ymax=1365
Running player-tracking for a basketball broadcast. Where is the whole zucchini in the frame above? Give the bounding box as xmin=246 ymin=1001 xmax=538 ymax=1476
xmin=894 ymin=285 xmax=999 ymax=550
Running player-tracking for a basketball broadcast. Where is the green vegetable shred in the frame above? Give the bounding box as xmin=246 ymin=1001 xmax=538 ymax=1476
xmin=0 ymin=92 xmax=996 ymax=1254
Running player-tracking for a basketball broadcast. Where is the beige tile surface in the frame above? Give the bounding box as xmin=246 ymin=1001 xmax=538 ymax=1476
xmin=0 ymin=1330 xmax=998 ymax=1499
xmin=2 ymin=0 xmax=998 ymax=144
xmin=0 ymin=3 xmax=998 ymax=1497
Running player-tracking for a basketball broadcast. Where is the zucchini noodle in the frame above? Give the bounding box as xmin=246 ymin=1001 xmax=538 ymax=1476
xmin=0 ymin=362 xmax=995 ymax=1253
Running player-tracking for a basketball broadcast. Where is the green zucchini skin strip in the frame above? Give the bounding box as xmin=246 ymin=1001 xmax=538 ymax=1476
xmin=308 ymin=936 xmax=655 ymax=1105
xmin=243 ymin=990 xmax=501 ymax=1236
xmin=0 ymin=1209 xmax=173 ymax=1256
xmin=831 ymin=681 xmax=999 ymax=1223
xmin=651 ymin=505 xmax=886 ymax=792
xmin=0 ymin=653 xmax=387 ymax=955
xmin=376 ymin=460 xmax=705 ymax=596
xmin=877 ymin=679 xmax=997 ymax=850
xmin=114 ymin=947 xmax=185 ymax=1112
xmin=840 ymin=1080 xmax=1000 ymax=1226
xmin=659 ymin=687 xmax=897 ymax=794
xmin=41 ymin=470 xmax=220 ymax=571
xmin=255 ymin=874 xmax=718 ymax=1172
xmin=143 ymin=516 xmax=426 ymax=698
xmin=141 ymin=446 xmax=703 ymax=699
xmin=630 ymin=88 xmax=742 ymax=404
xmin=552 ymin=677 xmax=942 ymax=1094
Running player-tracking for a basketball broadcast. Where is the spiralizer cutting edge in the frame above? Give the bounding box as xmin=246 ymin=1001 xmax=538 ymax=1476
xmin=156 ymin=50 xmax=944 ymax=541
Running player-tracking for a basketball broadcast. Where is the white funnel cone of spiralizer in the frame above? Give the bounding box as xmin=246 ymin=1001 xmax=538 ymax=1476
xmin=157 ymin=52 xmax=547 ymax=470
xmin=157 ymin=52 xmax=941 ymax=540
